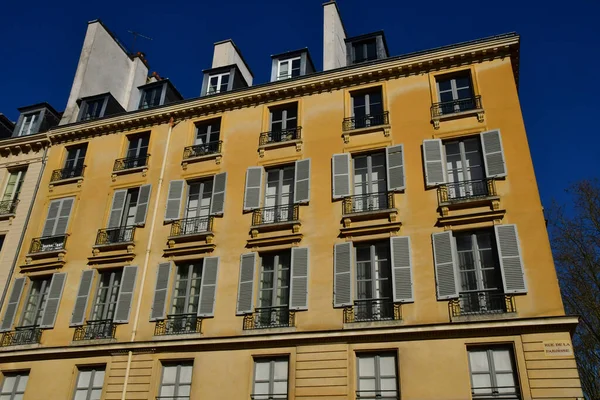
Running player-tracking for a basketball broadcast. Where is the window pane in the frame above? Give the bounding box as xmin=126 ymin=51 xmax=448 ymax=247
xmin=74 ymin=391 xmax=88 ymax=400
xmin=379 ymin=355 xmax=396 ymax=376
xmin=469 ymin=350 xmax=490 ymax=372
xmin=380 ymin=377 xmax=397 ymax=391
xmin=440 ymin=91 xmax=454 ymax=103
xmin=255 ymin=361 xmax=270 ymax=381
xmin=177 ymin=385 xmax=191 ymax=396
xmin=273 ymin=360 xmax=288 ymax=380
xmin=1 ymin=376 xmax=15 ymax=392
xmin=93 ymin=370 xmax=105 ymax=387
xmin=493 ymin=349 xmax=513 ymax=371
xmin=455 ymin=76 xmax=471 ymax=89
xmin=77 ymin=371 xmax=92 ymax=387
xmin=273 ymin=381 xmax=287 ymax=394
xmin=358 ymin=356 xmax=376 ymax=377
xmin=254 ymin=382 xmax=269 ymax=395
xmin=358 ymin=377 xmax=376 ymax=392
xmin=90 ymin=389 xmax=102 ymax=400
xmin=160 ymin=386 xmax=175 ymax=397
xmin=438 ymin=79 xmax=452 ymax=92
xmin=179 ymin=365 xmax=193 ymax=384
xmin=162 ymin=366 xmax=177 ymax=384
xmin=15 ymin=376 xmax=27 ymax=392
xmin=472 ymin=373 xmax=492 ymax=390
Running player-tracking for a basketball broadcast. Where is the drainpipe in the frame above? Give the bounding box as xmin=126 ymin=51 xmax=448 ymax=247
xmin=121 ymin=116 xmax=176 ymax=400
xmin=0 ymin=142 xmax=49 ymax=311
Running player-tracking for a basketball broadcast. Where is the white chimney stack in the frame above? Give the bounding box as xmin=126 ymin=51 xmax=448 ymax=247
xmin=323 ymin=1 xmax=347 ymax=71
xmin=212 ymin=40 xmax=253 ymax=86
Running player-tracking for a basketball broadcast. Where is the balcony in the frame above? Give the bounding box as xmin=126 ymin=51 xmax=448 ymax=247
xmin=356 ymin=391 xmax=399 ymax=400
xmin=0 ymin=326 xmax=42 ymax=347
xmin=73 ymin=319 xmax=116 ymax=341
xmin=0 ymin=199 xmax=19 ymax=216
xmin=113 ymin=155 xmax=149 ymax=173
xmin=472 ymin=385 xmax=520 ymax=400
xmin=430 ymin=96 xmax=484 ymax=129
xmin=170 ymin=216 xmax=213 ymax=237
xmin=438 ymin=179 xmax=497 ymax=205
xmin=95 ymin=226 xmax=136 ymax=246
xmin=154 ymin=314 xmax=202 ymax=336
xmin=258 ymin=127 xmax=302 ymax=156
xmin=243 ymin=306 xmax=295 ymax=330
xmin=183 ymin=140 xmax=222 ymax=160
xmin=449 ymin=290 xmax=516 ymax=319
xmin=29 ymin=234 xmax=68 ymax=254
xmin=252 ymin=204 xmax=299 ymax=227
xmin=50 ymin=165 xmax=85 ymax=183
xmin=340 ymin=192 xmax=399 ymax=236
xmin=343 ymin=298 xmax=401 ymax=324
xmin=343 ymin=111 xmax=389 ymax=131
xmin=343 ymin=192 xmax=394 ymax=215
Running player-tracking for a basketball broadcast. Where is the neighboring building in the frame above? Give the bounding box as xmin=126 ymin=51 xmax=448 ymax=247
xmin=0 ymin=3 xmax=584 ymax=400
xmin=0 ymin=115 xmax=14 ymax=139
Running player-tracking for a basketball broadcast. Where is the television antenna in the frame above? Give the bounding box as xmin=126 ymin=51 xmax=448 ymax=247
xmin=128 ymin=30 xmax=153 ymax=54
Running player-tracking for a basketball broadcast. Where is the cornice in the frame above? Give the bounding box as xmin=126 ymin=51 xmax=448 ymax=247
xmin=48 ymin=35 xmax=520 ymax=145
xmin=0 ymin=133 xmax=50 ymax=157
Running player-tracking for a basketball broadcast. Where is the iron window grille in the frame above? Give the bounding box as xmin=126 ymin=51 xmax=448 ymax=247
xmin=0 ymin=325 xmax=42 ymax=347
xmin=72 ymin=319 xmax=116 ymax=341
xmin=154 ymin=314 xmax=202 ymax=336
xmin=243 ymin=307 xmax=295 ymax=330
xmin=95 ymin=226 xmax=136 ymax=245
xmin=113 ymin=155 xmax=150 ymax=171
xmin=29 ymin=234 xmax=68 ymax=253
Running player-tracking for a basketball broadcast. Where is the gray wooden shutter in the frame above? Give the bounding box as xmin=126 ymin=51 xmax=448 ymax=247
xmin=54 ymin=197 xmax=74 ymax=235
xmin=39 ymin=272 xmax=67 ymax=328
xmin=42 ymin=200 xmax=61 ymax=236
xmin=390 ymin=236 xmax=413 ymax=303
xmin=70 ymin=270 xmax=95 ymax=326
xmin=0 ymin=278 xmax=25 ymax=332
xmin=210 ymin=173 xmax=227 ymax=216
xmin=432 ymin=231 xmax=459 ymax=300
xmin=236 ymin=253 xmax=256 ymax=315
xmin=198 ymin=257 xmax=220 ymax=317
xmin=134 ymin=184 xmax=152 ymax=226
xmin=386 ymin=145 xmax=406 ymax=191
xmin=165 ymin=180 xmax=185 ymax=221
xmin=290 ymin=247 xmax=309 ymax=310
xmin=150 ymin=262 xmax=172 ymax=321
xmin=481 ymin=129 xmax=507 ymax=178
xmin=113 ymin=266 xmax=138 ymax=323
xmin=243 ymin=167 xmax=263 ymax=211
xmin=494 ymin=224 xmax=527 ymax=294
xmin=332 ymin=154 xmax=351 ymax=199
xmin=423 ymin=139 xmax=446 ymax=187
xmin=334 ymin=242 xmax=353 ymax=307
xmin=294 ymin=159 xmax=311 ymax=204
xmin=108 ymin=190 xmax=127 ymax=228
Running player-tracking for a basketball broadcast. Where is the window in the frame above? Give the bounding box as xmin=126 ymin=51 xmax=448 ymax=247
xmin=79 ymin=98 xmax=105 ymax=121
xmin=184 ymin=179 xmax=212 ymax=222
xmin=444 ymin=137 xmax=487 ymax=199
xmin=263 ymin=166 xmax=295 ymax=223
xmin=63 ymin=144 xmax=87 ymax=177
xmin=455 ymin=230 xmax=503 ymax=313
xmin=351 ymin=88 xmax=384 ymax=128
xmin=17 ymin=113 xmax=39 ymax=136
xmin=126 ymin=133 xmax=150 ymax=161
xmin=436 ymin=73 xmax=475 ymax=113
xmin=357 ymin=353 xmax=398 ymax=400
xmin=0 ymin=372 xmax=29 ymax=400
xmin=352 ymin=152 xmax=387 ymax=212
xmin=2 ymin=169 xmax=26 ymax=206
xmin=171 ymin=262 xmax=202 ymax=315
xmin=253 ymin=358 xmax=288 ymax=400
xmin=277 ymin=57 xmax=301 ymax=80
xmin=355 ymin=242 xmax=393 ymax=320
xmin=257 ymin=251 xmax=291 ymax=328
xmin=20 ymin=277 xmax=51 ymax=327
xmin=352 ymin=39 xmax=378 ymax=63
xmin=159 ymin=363 xmax=193 ymax=400
xmin=468 ymin=347 xmax=519 ymax=399
xmin=73 ymin=367 xmax=105 ymax=400
xmin=91 ymin=270 xmax=122 ymax=321
xmin=120 ymin=188 xmax=140 ymax=228
xmin=270 ymin=104 xmax=297 ymax=133
xmin=194 ymin=120 xmax=220 ymax=146
xmin=207 ymin=73 xmax=230 ymax=94
xmin=139 ymin=85 xmax=163 ymax=109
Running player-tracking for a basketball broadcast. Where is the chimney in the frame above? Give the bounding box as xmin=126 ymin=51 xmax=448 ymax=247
xmin=323 ymin=1 xmax=347 ymax=70
xmin=212 ymin=40 xmax=253 ymax=86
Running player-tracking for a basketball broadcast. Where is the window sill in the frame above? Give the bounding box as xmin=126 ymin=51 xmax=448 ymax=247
xmin=339 ymin=218 xmax=401 ymax=239
xmin=450 ymin=312 xmax=518 ymax=323
xmin=258 ymin=139 xmax=302 ymax=157
xmin=432 ymin=108 xmax=484 ymax=129
xmin=343 ymin=319 xmax=404 ymax=330
xmin=88 ymin=244 xmax=136 ymax=266
xmin=242 ymin=326 xmax=296 ymax=336
xmin=0 ymin=343 xmax=42 ymax=352
xmin=49 ymin=176 xmax=83 ymax=189
xmin=437 ymin=209 xmax=506 ymax=229
xmin=181 ymin=152 xmax=222 ymax=170
xmin=111 ymin=166 xmax=147 ymax=181
xmin=342 ymin=124 xmax=390 ymax=144
xmin=70 ymin=337 xmax=117 ymax=346
xmin=152 ymin=332 xmax=203 ymax=341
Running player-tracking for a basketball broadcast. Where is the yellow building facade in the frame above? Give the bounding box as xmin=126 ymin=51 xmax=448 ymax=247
xmin=0 ymin=32 xmax=584 ymax=400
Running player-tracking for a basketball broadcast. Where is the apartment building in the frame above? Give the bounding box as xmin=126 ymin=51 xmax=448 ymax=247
xmin=0 ymin=2 xmax=584 ymax=400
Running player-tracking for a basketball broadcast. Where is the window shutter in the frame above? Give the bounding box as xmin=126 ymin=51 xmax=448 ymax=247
xmin=386 ymin=145 xmax=406 ymax=191
xmin=236 ymin=253 xmax=256 ymax=315
xmin=113 ymin=266 xmax=138 ymax=323
xmin=333 ymin=242 xmax=353 ymax=307
xmin=332 ymin=154 xmax=351 ymax=199
xmin=290 ymin=247 xmax=309 ymax=310
xmin=210 ymin=173 xmax=227 ymax=216
xmin=480 ymin=129 xmax=507 ymax=178
xmin=243 ymin=167 xmax=263 ymax=211
xmin=422 ymin=139 xmax=446 ymax=187
xmin=165 ymin=180 xmax=185 ymax=221
xmin=150 ymin=262 xmax=172 ymax=321
xmin=39 ymin=272 xmax=67 ymax=328
xmin=494 ymin=224 xmax=527 ymax=294
xmin=390 ymin=236 xmax=413 ymax=303
xmin=294 ymin=159 xmax=311 ymax=204
xmin=54 ymin=198 xmax=74 ymax=235
xmin=70 ymin=270 xmax=95 ymax=327
xmin=108 ymin=190 xmax=127 ymax=228
xmin=134 ymin=184 xmax=152 ymax=226
xmin=432 ymin=231 xmax=459 ymax=300
xmin=0 ymin=278 xmax=25 ymax=332
xmin=198 ymin=257 xmax=220 ymax=317
xmin=41 ymin=200 xmax=61 ymax=237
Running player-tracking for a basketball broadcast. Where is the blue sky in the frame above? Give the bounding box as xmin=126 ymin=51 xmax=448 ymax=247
xmin=0 ymin=0 xmax=598 ymax=207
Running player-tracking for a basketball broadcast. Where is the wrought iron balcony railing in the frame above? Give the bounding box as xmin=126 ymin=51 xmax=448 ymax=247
xmin=356 ymin=390 xmax=400 ymax=400
xmin=343 ymin=191 xmax=394 ymax=215
xmin=0 ymin=199 xmax=19 ymax=216
xmin=243 ymin=306 xmax=295 ymax=330
xmin=252 ymin=204 xmax=299 ymax=226
xmin=95 ymin=226 xmax=136 ymax=246
xmin=449 ymin=290 xmax=516 ymax=317
xmin=250 ymin=395 xmax=288 ymax=400
xmin=73 ymin=319 xmax=116 ymax=341
xmin=343 ymin=298 xmax=401 ymax=323
xmin=0 ymin=325 xmax=42 ymax=347
xmin=343 ymin=111 xmax=389 ymax=131
xmin=50 ymin=165 xmax=85 ymax=182
xmin=113 ymin=155 xmax=149 ymax=172
xmin=472 ymin=385 xmax=521 ymax=399
xmin=183 ymin=141 xmax=222 ymax=159
xmin=29 ymin=234 xmax=68 ymax=254
xmin=259 ymin=127 xmax=302 ymax=146
xmin=154 ymin=314 xmax=202 ymax=336
xmin=438 ymin=179 xmax=496 ymax=204
xmin=170 ymin=216 xmax=213 ymax=237
xmin=431 ymin=95 xmax=482 ymax=118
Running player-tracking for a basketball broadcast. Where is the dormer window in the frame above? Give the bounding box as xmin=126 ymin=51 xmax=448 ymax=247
xmin=77 ymin=93 xmax=124 ymax=122
xmin=138 ymin=80 xmax=183 ymax=110
xmin=139 ymin=86 xmax=163 ymax=109
xmin=277 ymin=57 xmax=301 ymax=80
xmin=12 ymin=103 xmax=60 ymax=138
xmin=80 ymin=98 xmax=105 ymax=121
xmin=17 ymin=112 xmax=40 ymax=136
xmin=352 ymin=39 xmax=377 ymax=63
xmin=345 ymin=32 xmax=389 ymax=66
xmin=270 ymin=49 xmax=315 ymax=83
xmin=208 ymin=73 xmax=230 ymax=95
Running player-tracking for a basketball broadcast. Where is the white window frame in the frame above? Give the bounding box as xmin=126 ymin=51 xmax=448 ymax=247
xmin=18 ymin=113 xmax=38 ymax=136
xmin=259 ymin=251 xmax=291 ymax=308
xmin=139 ymin=85 xmax=165 ymax=109
xmin=159 ymin=363 xmax=193 ymax=399
xmin=0 ymin=372 xmax=29 ymax=399
xmin=171 ymin=262 xmax=203 ymax=315
xmin=20 ymin=277 xmax=51 ymax=327
xmin=356 ymin=353 xmax=398 ymax=399
xmin=207 ymin=73 xmax=230 ymax=94
xmin=91 ymin=269 xmax=122 ymax=321
xmin=194 ymin=120 xmax=221 ymax=146
xmin=436 ymin=73 xmax=474 ymax=107
xmin=252 ymin=358 xmax=289 ymax=399
xmin=468 ymin=346 xmax=519 ymax=399
xmin=73 ymin=367 xmax=105 ymax=400
xmin=2 ymin=169 xmax=26 ymax=203
xmin=277 ymin=57 xmax=301 ymax=80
